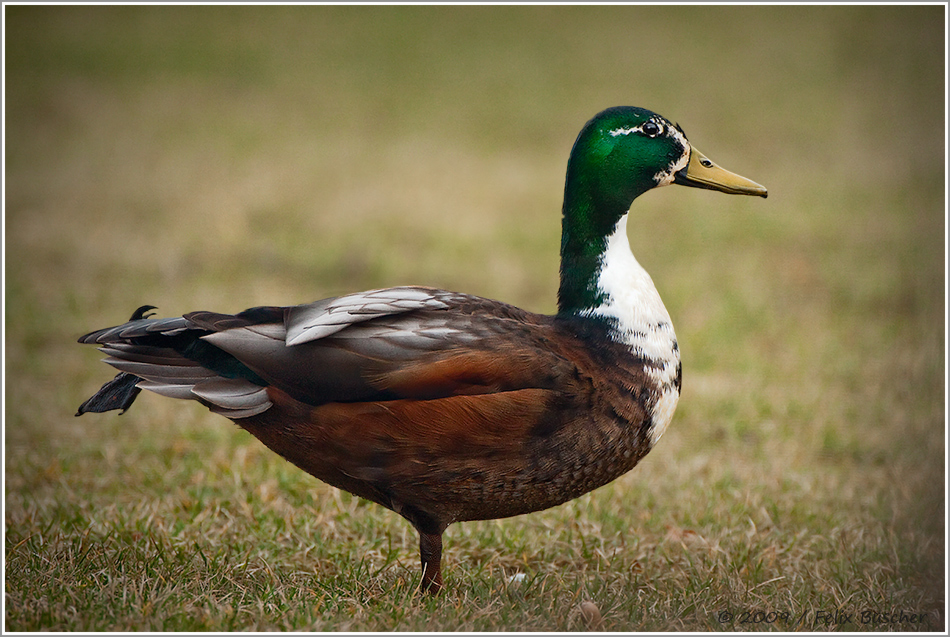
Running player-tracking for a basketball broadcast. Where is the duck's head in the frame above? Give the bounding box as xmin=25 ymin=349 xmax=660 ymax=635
xmin=565 ymin=106 xmax=766 ymax=217
xmin=558 ymin=106 xmax=767 ymax=316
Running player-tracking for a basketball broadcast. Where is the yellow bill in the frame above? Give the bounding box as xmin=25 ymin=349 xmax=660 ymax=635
xmin=674 ymin=146 xmax=768 ymax=198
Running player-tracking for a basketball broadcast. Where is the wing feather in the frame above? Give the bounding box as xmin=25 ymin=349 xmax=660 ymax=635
xmin=285 ymin=287 xmax=457 ymax=345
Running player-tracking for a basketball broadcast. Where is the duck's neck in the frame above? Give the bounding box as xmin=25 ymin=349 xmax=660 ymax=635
xmin=559 ymin=211 xmax=673 ymax=339
xmin=557 ymin=193 xmax=618 ymax=317
xmin=557 ymin=183 xmax=672 ymax=333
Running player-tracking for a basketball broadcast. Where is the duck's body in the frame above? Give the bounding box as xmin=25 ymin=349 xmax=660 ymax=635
xmin=77 ymin=106 xmax=766 ymax=592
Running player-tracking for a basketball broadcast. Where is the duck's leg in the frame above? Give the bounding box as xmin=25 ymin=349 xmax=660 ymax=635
xmin=419 ymin=531 xmax=444 ymax=594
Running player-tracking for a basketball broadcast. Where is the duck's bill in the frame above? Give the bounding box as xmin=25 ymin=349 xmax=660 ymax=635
xmin=673 ymin=146 xmax=768 ymax=198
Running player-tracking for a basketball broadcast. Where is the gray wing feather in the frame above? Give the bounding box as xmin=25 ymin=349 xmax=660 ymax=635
xmin=285 ymin=287 xmax=455 ymax=346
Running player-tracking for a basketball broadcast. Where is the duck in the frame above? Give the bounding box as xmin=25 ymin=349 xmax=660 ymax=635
xmin=77 ymin=106 xmax=767 ymax=593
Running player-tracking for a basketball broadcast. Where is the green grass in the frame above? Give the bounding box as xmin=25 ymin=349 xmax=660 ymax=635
xmin=5 ymin=5 xmax=945 ymax=631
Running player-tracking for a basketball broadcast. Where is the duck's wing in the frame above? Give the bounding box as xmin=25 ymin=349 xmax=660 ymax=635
xmin=191 ymin=286 xmax=572 ymax=406
xmin=80 ymin=287 xmax=577 ymax=419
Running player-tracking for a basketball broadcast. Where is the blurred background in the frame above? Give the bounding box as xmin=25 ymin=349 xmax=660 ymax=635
xmin=5 ymin=4 xmax=945 ymax=630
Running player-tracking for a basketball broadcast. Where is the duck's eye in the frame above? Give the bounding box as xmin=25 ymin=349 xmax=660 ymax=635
xmin=641 ymin=121 xmax=661 ymax=138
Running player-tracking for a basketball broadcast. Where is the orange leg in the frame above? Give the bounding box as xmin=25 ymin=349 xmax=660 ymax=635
xmin=419 ymin=532 xmax=444 ymax=594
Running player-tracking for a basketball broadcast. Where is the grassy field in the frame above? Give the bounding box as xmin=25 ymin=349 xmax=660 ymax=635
xmin=4 ymin=5 xmax=945 ymax=631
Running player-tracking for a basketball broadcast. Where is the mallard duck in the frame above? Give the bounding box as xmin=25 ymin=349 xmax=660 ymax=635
xmin=77 ymin=106 xmax=766 ymax=593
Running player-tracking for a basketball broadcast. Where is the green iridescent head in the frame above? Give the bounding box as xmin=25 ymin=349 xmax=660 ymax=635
xmin=558 ymin=106 xmax=767 ymax=315
xmin=565 ymin=106 xmax=766 ymax=217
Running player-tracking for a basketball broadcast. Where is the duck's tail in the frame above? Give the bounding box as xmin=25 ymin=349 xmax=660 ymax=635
xmin=75 ymin=305 xmax=155 ymax=416
xmin=76 ymin=305 xmax=274 ymax=419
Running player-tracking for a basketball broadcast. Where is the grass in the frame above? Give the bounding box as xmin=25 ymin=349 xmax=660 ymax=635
xmin=4 ymin=4 xmax=945 ymax=631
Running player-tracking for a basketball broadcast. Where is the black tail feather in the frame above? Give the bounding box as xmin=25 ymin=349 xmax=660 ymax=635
xmin=75 ymin=372 xmax=143 ymax=416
